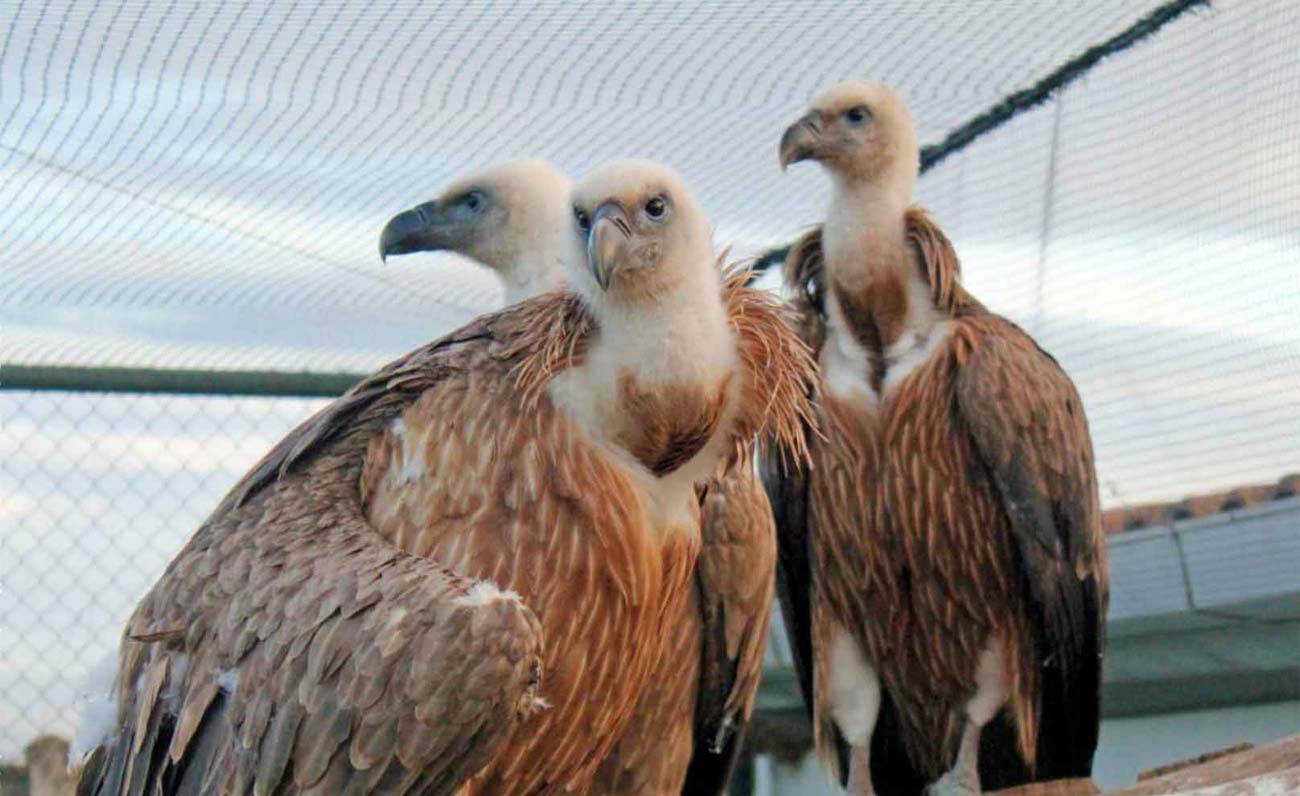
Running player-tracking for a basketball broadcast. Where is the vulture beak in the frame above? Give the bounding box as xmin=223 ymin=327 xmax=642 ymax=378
xmin=379 ymin=201 xmax=452 ymax=262
xmin=587 ymin=201 xmax=633 ymax=291
xmin=779 ymin=111 xmax=823 ymax=170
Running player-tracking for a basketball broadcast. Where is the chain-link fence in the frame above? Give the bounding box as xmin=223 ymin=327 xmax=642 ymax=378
xmin=3 ymin=0 xmax=1298 ymax=772
xmin=0 ymin=389 xmax=325 ymax=761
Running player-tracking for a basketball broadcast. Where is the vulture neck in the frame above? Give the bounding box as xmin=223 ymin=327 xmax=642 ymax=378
xmin=594 ymin=284 xmax=732 ymax=383
xmin=824 ymin=177 xmax=912 ymax=296
xmin=822 ymin=175 xmax=947 ymax=395
xmin=497 ymin=248 xmax=569 ymax=304
xmin=551 ymin=270 xmax=738 ymax=534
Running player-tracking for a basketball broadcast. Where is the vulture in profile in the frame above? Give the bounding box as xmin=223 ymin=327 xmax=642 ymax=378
xmin=76 ymin=160 xmax=815 ymax=796
xmin=379 ymin=158 xmax=779 ymax=796
xmin=764 ymin=81 xmax=1108 ymax=796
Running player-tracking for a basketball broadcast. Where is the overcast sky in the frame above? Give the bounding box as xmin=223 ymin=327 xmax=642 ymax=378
xmin=1 ymin=0 xmax=1297 ymax=760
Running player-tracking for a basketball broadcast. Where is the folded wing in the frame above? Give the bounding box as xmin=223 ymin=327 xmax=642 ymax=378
xmin=78 ymin=318 xmax=545 ymax=796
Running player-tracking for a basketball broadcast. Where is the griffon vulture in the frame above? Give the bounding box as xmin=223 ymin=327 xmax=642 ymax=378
xmin=764 ymin=82 xmax=1108 ymax=796
xmin=379 ymin=158 xmax=779 ymax=796
xmin=76 ymin=160 xmax=814 ymax=796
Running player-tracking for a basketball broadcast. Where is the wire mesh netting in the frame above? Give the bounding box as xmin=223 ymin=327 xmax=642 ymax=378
xmin=2 ymin=0 xmax=1298 ymax=766
xmin=0 ymin=392 xmax=325 ymax=758
xmin=915 ymin=1 xmax=1300 ymax=507
xmin=2 ymin=0 xmax=1196 ymax=372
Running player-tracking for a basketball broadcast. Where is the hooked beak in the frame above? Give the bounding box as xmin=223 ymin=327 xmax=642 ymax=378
xmin=378 ymin=201 xmax=453 ymax=262
xmin=586 ymin=201 xmax=633 ymax=291
xmin=779 ymin=111 xmax=823 ymax=170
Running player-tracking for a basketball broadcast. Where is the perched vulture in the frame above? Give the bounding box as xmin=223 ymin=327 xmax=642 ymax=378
xmin=379 ymin=158 xmax=780 ymax=796
xmin=77 ymin=160 xmax=814 ymax=796
xmin=764 ymin=81 xmax=1108 ymax=796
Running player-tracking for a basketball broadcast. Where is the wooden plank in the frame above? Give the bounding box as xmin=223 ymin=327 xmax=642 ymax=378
xmin=1112 ymin=735 xmax=1300 ymax=796
xmin=1143 ymin=767 xmax=1300 ymax=796
xmin=990 ymin=778 xmax=1099 ymax=796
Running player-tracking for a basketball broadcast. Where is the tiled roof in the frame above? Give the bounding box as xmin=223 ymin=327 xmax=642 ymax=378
xmin=1102 ymin=474 xmax=1300 ymax=534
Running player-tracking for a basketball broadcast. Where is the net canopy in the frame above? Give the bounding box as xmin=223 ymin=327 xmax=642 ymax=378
xmin=0 ymin=1 xmax=1258 ymax=362
xmin=5 ymin=0 xmax=1296 ymax=504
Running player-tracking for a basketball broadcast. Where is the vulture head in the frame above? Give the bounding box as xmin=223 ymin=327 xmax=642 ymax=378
xmin=570 ymin=159 xmax=717 ymax=304
xmin=379 ymin=158 xmax=576 ymax=303
xmin=779 ymin=80 xmax=918 ymax=192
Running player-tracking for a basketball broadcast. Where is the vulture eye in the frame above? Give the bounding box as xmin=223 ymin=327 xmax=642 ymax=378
xmin=844 ymin=106 xmax=872 ymax=125
xmin=644 ymin=196 xmax=668 ymax=220
xmin=804 ymin=276 xmax=825 ymax=316
xmin=463 ymin=191 xmax=484 ymax=212
xmin=574 ymin=206 xmax=590 ymax=231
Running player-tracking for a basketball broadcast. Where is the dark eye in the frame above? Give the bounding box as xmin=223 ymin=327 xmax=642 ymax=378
xmin=574 ymin=206 xmax=590 ymax=231
xmin=804 ymin=276 xmax=825 ymax=315
xmin=645 ymin=196 xmax=667 ymax=220
xmin=844 ymin=106 xmax=871 ymax=125
xmin=463 ymin=191 xmax=483 ymax=212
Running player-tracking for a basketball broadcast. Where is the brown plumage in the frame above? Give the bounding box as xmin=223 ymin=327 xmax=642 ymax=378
xmin=768 ymin=82 xmax=1108 ymax=796
xmin=357 ymin=299 xmax=696 ymax=796
xmin=589 ymin=276 xmax=789 ymax=796
xmin=593 ymin=456 xmax=776 ymax=796
xmin=78 ymin=161 xmax=813 ymax=796
xmin=379 ymin=159 xmax=785 ymax=796
xmin=78 ymin=317 xmax=550 ymax=796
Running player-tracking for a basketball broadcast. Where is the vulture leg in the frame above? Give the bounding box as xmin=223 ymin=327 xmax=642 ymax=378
xmin=847 ymin=745 xmax=876 ymax=796
xmin=828 ymin=627 xmax=880 ymax=796
xmin=928 ymin=638 xmax=1009 ymax=796
xmin=925 ymin=721 xmax=982 ymax=796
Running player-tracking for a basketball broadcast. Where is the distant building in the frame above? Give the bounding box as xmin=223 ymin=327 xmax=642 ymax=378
xmin=24 ymin=737 xmax=71 ymax=796
xmin=0 ymin=761 xmax=28 ymax=796
xmin=2 ymin=736 xmax=72 ymax=796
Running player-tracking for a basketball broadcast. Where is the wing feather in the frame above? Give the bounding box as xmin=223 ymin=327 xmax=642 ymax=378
xmin=953 ymin=327 xmax=1106 ymax=659
xmin=953 ymin=322 xmax=1108 ymax=781
xmin=78 ymin=308 xmax=550 ymax=796
xmin=673 ymin=270 xmax=815 ymax=796
xmin=681 ymin=464 xmax=777 ymax=796
xmin=756 ymin=226 xmax=851 ymax=784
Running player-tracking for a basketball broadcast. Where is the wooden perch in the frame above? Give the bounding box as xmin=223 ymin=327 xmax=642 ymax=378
xmin=1111 ymin=734 xmax=1300 ymax=795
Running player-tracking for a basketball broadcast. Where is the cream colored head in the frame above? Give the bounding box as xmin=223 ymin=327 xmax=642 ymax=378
xmin=379 ymin=158 xmax=577 ymax=303
xmin=569 ymin=159 xmax=718 ymax=306
xmin=779 ymin=81 xmax=918 ymax=195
